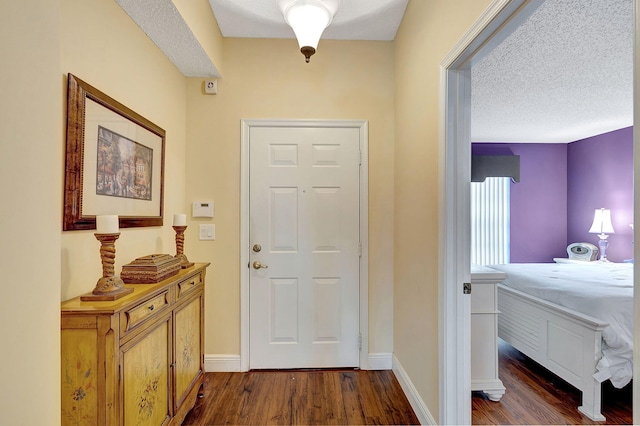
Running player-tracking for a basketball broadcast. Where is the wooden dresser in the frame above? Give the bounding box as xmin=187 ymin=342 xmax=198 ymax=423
xmin=61 ymin=262 xmax=209 ymax=425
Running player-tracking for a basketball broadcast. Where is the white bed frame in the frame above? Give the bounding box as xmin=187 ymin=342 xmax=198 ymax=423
xmin=497 ymin=283 xmax=609 ymax=421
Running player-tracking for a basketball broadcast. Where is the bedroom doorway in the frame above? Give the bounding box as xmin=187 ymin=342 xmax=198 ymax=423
xmin=440 ymin=0 xmax=638 ymax=424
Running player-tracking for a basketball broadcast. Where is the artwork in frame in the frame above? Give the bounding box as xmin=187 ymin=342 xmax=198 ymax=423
xmin=63 ymin=73 xmax=165 ymax=231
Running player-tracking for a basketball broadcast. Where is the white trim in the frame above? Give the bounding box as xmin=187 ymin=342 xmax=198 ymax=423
xmin=240 ymin=119 xmax=370 ymax=371
xmin=439 ymin=1 xmax=538 ymax=424
xmin=367 ymin=353 xmax=393 ymax=370
xmin=634 ymin=1 xmax=640 ymax=423
xmin=392 ymin=354 xmax=436 ymax=425
xmin=439 ymin=58 xmax=473 ymax=426
xmin=204 ymin=354 xmax=241 ymax=372
xmin=240 ymin=121 xmax=251 ymax=372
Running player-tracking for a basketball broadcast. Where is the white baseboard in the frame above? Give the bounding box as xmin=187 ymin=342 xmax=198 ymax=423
xmin=204 ymin=354 xmax=241 ymax=372
xmin=392 ymin=354 xmax=436 ymax=425
xmin=367 ymin=352 xmax=393 ymax=370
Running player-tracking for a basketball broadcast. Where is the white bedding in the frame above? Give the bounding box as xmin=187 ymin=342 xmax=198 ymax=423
xmin=487 ymin=262 xmax=633 ymax=388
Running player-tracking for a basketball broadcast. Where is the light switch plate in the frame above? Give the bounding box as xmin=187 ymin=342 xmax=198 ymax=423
xmin=199 ymin=224 xmax=215 ymax=240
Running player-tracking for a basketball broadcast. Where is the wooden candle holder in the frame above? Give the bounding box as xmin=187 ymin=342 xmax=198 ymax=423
xmin=81 ymin=233 xmax=133 ymax=301
xmin=173 ymin=225 xmax=195 ymax=269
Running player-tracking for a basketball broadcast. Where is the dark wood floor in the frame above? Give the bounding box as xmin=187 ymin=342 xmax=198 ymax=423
xmin=182 ymin=340 xmax=631 ymax=426
xmin=182 ymin=369 xmax=420 ymax=425
xmin=473 ymin=340 xmax=632 ymax=425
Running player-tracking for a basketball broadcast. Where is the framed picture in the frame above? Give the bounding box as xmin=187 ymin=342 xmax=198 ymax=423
xmin=63 ymin=73 xmax=165 ymax=231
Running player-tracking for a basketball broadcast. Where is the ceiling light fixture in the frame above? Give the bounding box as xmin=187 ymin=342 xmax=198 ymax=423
xmin=278 ymin=0 xmax=339 ymax=63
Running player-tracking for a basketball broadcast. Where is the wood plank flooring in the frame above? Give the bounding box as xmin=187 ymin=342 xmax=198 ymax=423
xmin=472 ymin=340 xmax=632 ymax=425
xmin=183 ymin=340 xmax=631 ymax=425
xmin=182 ymin=369 xmax=420 ymax=425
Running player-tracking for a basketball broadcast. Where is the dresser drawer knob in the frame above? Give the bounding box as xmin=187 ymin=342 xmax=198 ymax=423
xmin=148 ymin=305 xmax=155 ymax=311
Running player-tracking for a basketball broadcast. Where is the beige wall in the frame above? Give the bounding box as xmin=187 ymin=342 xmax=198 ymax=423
xmin=0 ymin=1 xmax=62 ymax=423
xmin=393 ymin=0 xmax=492 ymax=421
xmin=60 ymin=0 xmax=189 ymax=300
xmin=2 ymin=0 xmax=190 ymax=419
xmin=185 ymin=38 xmax=395 ymax=356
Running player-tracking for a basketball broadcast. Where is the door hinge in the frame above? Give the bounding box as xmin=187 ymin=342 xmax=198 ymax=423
xmin=359 ymin=150 xmax=362 ymax=165
xmin=358 ymin=242 xmax=362 ymax=257
xmin=358 ymin=333 xmax=362 ymax=350
xmin=463 ymin=282 xmax=472 ymax=294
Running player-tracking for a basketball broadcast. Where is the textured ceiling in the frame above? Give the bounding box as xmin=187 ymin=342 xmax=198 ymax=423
xmin=117 ymin=0 xmax=633 ymax=143
xmin=471 ymin=0 xmax=633 ymax=143
xmin=116 ymin=0 xmax=220 ymax=77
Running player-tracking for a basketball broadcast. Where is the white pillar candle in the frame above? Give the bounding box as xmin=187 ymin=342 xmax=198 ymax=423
xmin=173 ymin=213 xmax=187 ymax=226
xmin=96 ymin=215 xmax=119 ymax=234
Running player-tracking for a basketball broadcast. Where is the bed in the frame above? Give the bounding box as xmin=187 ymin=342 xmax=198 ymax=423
xmin=486 ymin=262 xmax=633 ymax=422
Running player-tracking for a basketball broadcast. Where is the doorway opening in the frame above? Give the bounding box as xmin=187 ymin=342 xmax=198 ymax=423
xmin=440 ymin=0 xmax=637 ymax=424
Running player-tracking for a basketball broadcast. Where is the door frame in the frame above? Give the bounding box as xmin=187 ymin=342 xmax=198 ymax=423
xmin=439 ymin=0 xmax=546 ymax=423
xmin=239 ymin=119 xmax=370 ymax=371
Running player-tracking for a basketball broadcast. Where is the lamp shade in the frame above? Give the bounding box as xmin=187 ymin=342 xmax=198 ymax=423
xmin=589 ymin=208 xmax=615 ymax=234
xmin=278 ymin=0 xmax=339 ymax=62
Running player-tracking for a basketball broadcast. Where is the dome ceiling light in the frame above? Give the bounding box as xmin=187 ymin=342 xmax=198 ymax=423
xmin=277 ymin=0 xmax=340 ymax=63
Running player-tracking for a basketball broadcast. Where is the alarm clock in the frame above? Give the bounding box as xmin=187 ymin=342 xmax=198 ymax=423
xmin=566 ymin=242 xmax=598 ymax=261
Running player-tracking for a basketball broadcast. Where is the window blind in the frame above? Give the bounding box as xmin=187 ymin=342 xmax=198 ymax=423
xmin=471 ymin=177 xmax=510 ymax=265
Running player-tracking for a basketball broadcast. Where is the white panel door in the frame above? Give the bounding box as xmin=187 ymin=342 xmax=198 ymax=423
xmin=249 ymin=125 xmax=361 ymax=369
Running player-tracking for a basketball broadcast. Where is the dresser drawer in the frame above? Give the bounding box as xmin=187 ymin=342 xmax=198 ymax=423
xmin=177 ymin=272 xmax=203 ymax=300
xmin=121 ymin=290 xmax=170 ymax=334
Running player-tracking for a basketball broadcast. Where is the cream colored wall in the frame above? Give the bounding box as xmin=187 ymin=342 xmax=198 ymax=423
xmin=0 ymin=1 xmax=61 ymax=423
xmin=393 ymin=0 xmax=492 ymax=421
xmin=60 ymin=0 xmax=188 ymax=300
xmin=185 ymin=38 xmax=395 ymax=356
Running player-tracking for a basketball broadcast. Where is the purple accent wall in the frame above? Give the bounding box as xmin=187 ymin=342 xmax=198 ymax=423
xmin=473 ymin=126 xmax=633 ymax=263
xmin=567 ymin=127 xmax=633 ymax=262
xmin=473 ymin=143 xmax=568 ymax=262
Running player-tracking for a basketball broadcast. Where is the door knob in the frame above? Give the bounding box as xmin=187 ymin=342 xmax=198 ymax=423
xmin=252 ymin=261 xmax=268 ymax=269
